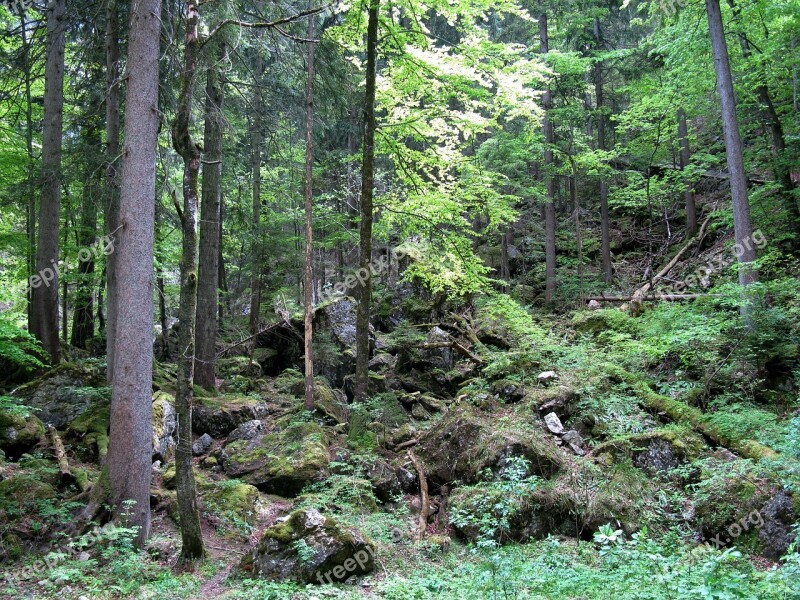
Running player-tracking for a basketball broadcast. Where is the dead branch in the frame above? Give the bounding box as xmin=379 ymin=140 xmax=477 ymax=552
xmin=632 ymin=215 xmax=713 ymax=301
xmin=418 ymin=341 xmax=483 ymax=364
xmin=201 ymin=5 xmax=331 ymax=48
xmin=407 ymin=450 xmax=429 ymax=543
xmin=394 ymin=438 xmax=419 ymax=451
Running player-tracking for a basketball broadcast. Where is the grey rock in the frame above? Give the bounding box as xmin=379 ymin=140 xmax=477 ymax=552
xmin=226 ymin=420 xmax=264 ymax=443
xmin=192 ymin=433 xmax=213 ymax=456
xmin=561 ymin=430 xmax=585 ymax=456
xmin=759 ymin=491 xmax=797 ymax=559
xmin=152 ymin=392 xmax=176 ymax=462
xmin=544 ymin=412 xmax=564 ymax=435
xmin=633 ymin=438 xmax=679 ymax=473
xmin=537 ymin=371 xmax=559 ymax=386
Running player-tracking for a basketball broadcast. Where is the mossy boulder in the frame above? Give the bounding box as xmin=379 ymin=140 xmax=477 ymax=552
xmin=221 ymin=422 xmax=330 ymax=495
xmin=418 ymin=408 xmax=564 ymax=485
xmin=0 ymin=407 xmax=44 ymax=458
xmin=192 ymin=395 xmax=270 ymax=438
xmin=688 ymin=457 xmax=773 ymax=541
xmin=66 ymin=400 xmax=110 ymax=459
xmin=593 ymin=427 xmax=705 ymax=474
xmin=201 ymin=480 xmax=262 ymax=532
xmin=450 ymin=463 xmax=651 ymax=543
xmin=242 ymin=508 xmax=374 ymax=583
xmin=217 ymin=356 xmax=263 ymax=380
xmin=11 ymin=361 xmax=108 ymax=427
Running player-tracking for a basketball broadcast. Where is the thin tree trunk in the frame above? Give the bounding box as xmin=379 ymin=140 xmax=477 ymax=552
xmin=21 ymin=9 xmax=36 ymax=332
xmin=500 ymin=230 xmax=510 ymax=289
xmin=705 ymin=0 xmax=758 ymax=290
xmin=107 ymin=0 xmax=161 ymax=548
xmin=31 ymin=0 xmax=66 ymax=363
xmin=354 ymin=0 xmax=380 ymax=402
xmin=218 ymin=199 xmax=227 ymax=325
xmin=249 ymin=50 xmax=265 ymax=334
xmin=540 ymin=12 xmax=557 ymax=304
xmin=677 ymin=107 xmax=698 ymax=236
xmin=726 ymin=0 xmax=800 ymax=235
xmin=303 ymin=4 xmax=316 ymax=412
xmin=105 ymin=0 xmax=121 ymax=382
xmin=195 ymin=42 xmax=226 ymax=391
xmin=170 ymin=0 xmax=204 ymax=561
xmin=594 ymin=18 xmax=612 ymax=284
xmin=570 ymin=168 xmax=584 ymax=301
xmin=71 ymin=127 xmax=99 ymax=349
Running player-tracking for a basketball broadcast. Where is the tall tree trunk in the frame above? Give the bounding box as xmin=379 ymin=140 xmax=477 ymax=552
xmin=354 ymin=0 xmax=379 ymax=402
xmin=303 ymin=4 xmax=316 ymax=412
xmin=594 ymin=17 xmax=612 ymax=285
xmin=105 ymin=0 xmax=121 ymax=382
xmin=71 ymin=121 xmax=101 ymax=349
xmin=195 ymin=42 xmax=226 ymax=391
xmin=218 ymin=199 xmax=227 ymax=324
xmin=677 ymin=107 xmax=698 ymax=236
xmin=107 ymin=0 xmax=161 ymax=548
xmin=30 ymin=0 xmax=66 ymax=363
xmin=705 ymin=0 xmax=758 ymax=289
xmin=249 ymin=51 xmax=265 ymax=334
xmin=21 ymin=9 xmax=36 ymax=332
xmin=540 ymin=12 xmax=557 ymax=304
xmin=170 ymin=0 xmax=204 ymax=561
xmin=726 ymin=0 xmax=800 ymax=236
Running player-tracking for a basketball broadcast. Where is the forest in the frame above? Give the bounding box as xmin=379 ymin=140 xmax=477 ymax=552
xmin=0 ymin=0 xmax=799 ymax=597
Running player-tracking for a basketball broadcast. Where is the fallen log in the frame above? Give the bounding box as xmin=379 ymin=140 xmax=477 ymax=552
xmin=48 ymin=425 xmax=75 ymax=485
xmin=603 ymin=363 xmax=778 ymax=461
xmin=588 ymin=294 xmax=720 ymax=302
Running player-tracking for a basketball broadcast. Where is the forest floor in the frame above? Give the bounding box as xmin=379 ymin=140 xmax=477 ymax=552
xmin=2 ymin=211 xmax=800 ymax=599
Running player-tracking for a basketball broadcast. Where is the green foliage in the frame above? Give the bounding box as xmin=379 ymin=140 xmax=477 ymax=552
xmin=450 ymin=456 xmax=540 ymax=550
xmin=0 ymin=312 xmax=45 ymax=376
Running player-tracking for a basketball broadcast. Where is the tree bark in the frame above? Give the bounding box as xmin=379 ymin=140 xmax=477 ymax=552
xmin=540 ymin=12 xmax=557 ymax=304
xmin=303 ymin=3 xmax=316 ymax=412
xmin=594 ymin=18 xmax=612 ymax=285
xmin=705 ymin=0 xmax=758 ymax=289
xmin=677 ymin=107 xmax=698 ymax=236
xmin=249 ymin=49 xmax=265 ymax=334
xmin=30 ymin=0 xmax=66 ymax=363
xmin=21 ymin=9 xmax=36 ymax=332
xmin=105 ymin=0 xmax=121 ymax=383
xmin=71 ymin=119 xmax=101 ymax=349
xmin=195 ymin=42 xmax=226 ymax=391
xmin=170 ymin=0 xmax=205 ymax=561
xmin=354 ymin=0 xmax=380 ymax=403
xmin=107 ymin=0 xmax=161 ymax=548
